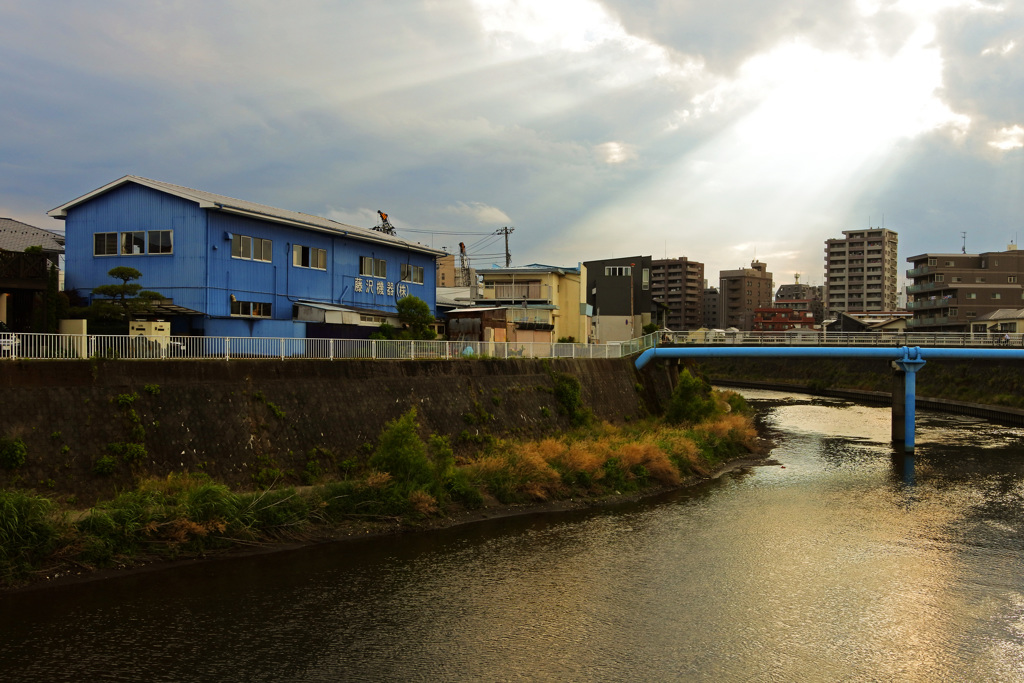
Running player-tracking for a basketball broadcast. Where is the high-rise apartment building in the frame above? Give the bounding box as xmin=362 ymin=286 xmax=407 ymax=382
xmin=906 ymin=247 xmax=1024 ymax=331
xmin=650 ymin=257 xmax=704 ymax=330
xmin=702 ymin=285 xmax=719 ymax=329
xmin=824 ymin=228 xmax=899 ymax=316
xmin=718 ymin=260 xmax=773 ymax=330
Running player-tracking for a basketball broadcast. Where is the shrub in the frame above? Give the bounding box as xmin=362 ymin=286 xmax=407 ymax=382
xmin=370 ymin=408 xmax=433 ymax=487
xmin=550 ymin=371 xmax=591 ymax=427
xmin=0 ymin=437 xmax=28 ymax=470
xmin=116 ymin=392 xmax=138 ymax=408
xmin=108 ymin=442 xmax=147 ymax=463
xmin=665 ymin=369 xmax=719 ymax=425
xmin=93 ymin=455 xmax=119 ymax=476
xmin=723 ymin=391 xmax=752 ymax=415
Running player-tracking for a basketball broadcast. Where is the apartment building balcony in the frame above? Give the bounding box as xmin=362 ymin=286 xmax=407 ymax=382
xmin=480 ymin=282 xmax=552 ymax=302
xmin=906 ymin=281 xmax=950 ymax=295
xmin=508 ymin=307 xmax=554 ymax=330
xmin=908 ymin=297 xmax=957 ymax=310
xmin=907 ymin=316 xmax=954 ymax=328
xmin=906 ymin=265 xmax=937 ymax=278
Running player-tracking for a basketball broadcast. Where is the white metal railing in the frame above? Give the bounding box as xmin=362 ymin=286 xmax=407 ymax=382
xmin=0 ymin=332 xmax=659 ymax=361
xmin=661 ymin=330 xmax=1024 ymax=347
xmin=10 ymin=328 xmax=1022 ymax=361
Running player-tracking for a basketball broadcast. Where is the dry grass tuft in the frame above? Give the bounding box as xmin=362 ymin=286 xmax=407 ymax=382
xmin=613 ymin=442 xmax=681 ymax=485
xmin=364 ymin=471 xmax=393 ymax=489
xmin=409 ymin=490 xmax=439 ymax=516
xmin=464 ymin=455 xmax=508 ymax=479
xmin=555 ymin=441 xmax=607 ymax=477
xmin=660 ymin=433 xmax=702 ymax=466
xmin=512 ymin=449 xmax=562 ymax=487
xmin=699 ymin=414 xmax=758 ymax=450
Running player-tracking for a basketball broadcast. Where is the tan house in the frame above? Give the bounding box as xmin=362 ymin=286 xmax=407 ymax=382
xmin=970 ymin=308 xmax=1024 ymax=335
xmin=464 ymin=264 xmax=590 ymax=343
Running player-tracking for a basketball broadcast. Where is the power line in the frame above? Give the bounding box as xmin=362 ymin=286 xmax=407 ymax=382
xmin=399 ymin=228 xmax=494 ymax=236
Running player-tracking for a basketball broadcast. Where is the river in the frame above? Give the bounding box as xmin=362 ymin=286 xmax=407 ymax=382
xmin=2 ymin=389 xmax=1024 ymax=681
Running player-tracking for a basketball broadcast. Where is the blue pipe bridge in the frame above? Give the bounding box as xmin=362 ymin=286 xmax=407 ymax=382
xmin=635 ymin=345 xmax=1024 ymax=452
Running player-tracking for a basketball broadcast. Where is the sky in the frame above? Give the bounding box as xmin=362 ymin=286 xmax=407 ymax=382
xmin=2 ymin=0 xmax=1023 ymax=289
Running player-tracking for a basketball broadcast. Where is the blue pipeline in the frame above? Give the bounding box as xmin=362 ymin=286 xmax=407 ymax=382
xmin=634 ymin=345 xmax=1024 ymax=369
xmin=635 ymin=345 xmax=1024 ymax=453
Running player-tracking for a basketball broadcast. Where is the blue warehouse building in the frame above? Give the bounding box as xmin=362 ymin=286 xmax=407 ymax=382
xmin=49 ymin=176 xmax=443 ymax=338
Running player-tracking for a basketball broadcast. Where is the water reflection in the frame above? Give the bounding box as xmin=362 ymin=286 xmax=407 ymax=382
xmin=892 ymin=452 xmax=916 ymax=487
xmin=3 ymin=390 xmax=1024 ymax=681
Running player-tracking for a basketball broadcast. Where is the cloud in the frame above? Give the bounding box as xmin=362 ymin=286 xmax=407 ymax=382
xmin=2 ymin=0 xmax=1024 ymax=295
xmin=444 ymin=201 xmax=512 ymax=225
xmin=595 ymin=142 xmax=638 ymax=164
xmin=989 ymin=125 xmax=1024 ymax=150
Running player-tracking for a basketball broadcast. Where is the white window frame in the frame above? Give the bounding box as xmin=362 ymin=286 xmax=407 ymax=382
xmin=293 ymin=245 xmax=327 ymax=270
xmin=147 ymin=230 xmax=173 ymax=255
xmin=604 ymin=266 xmax=632 ymax=277
xmin=121 ymin=231 xmax=146 ymax=255
xmin=94 ymin=232 xmax=118 ymax=256
xmin=361 ymin=256 xmax=386 ymax=278
xmin=232 ymin=234 xmax=272 ymax=262
xmin=230 ymin=299 xmax=272 ymax=318
xmin=401 ymin=263 xmax=424 ymax=284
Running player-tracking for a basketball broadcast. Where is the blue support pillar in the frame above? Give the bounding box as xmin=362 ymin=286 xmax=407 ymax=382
xmin=892 ymin=347 xmax=926 ymax=452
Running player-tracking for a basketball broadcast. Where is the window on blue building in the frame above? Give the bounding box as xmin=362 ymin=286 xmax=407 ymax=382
xmin=232 ymin=234 xmax=251 ymax=259
xmin=95 ymin=231 xmax=174 ymax=256
xmin=253 ymin=238 xmax=272 ymax=262
xmin=401 ymin=263 xmax=424 ymax=284
xmin=121 ymin=231 xmax=146 ymax=255
xmin=94 ymin=233 xmax=118 ymax=256
xmin=148 ymin=230 xmax=173 ymax=254
xmin=232 ymin=234 xmax=272 ymax=262
xmin=230 ymin=300 xmax=272 ymax=317
xmin=361 ymin=256 xmax=386 ymax=278
xmin=293 ymin=245 xmax=326 ymax=270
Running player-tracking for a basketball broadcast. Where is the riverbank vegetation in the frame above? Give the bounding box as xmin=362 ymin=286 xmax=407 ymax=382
xmin=0 ymin=376 xmax=759 ymax=589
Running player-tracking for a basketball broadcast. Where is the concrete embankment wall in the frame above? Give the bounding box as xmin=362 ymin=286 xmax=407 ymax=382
xmin=0 ymin=357 xmax=676 ymax=504
xmin=696 ymin=356 xmax=1024 ymax=426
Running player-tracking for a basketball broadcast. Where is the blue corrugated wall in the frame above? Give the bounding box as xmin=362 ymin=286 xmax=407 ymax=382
xmin=62 ymin=180 xmax=438 ymax=338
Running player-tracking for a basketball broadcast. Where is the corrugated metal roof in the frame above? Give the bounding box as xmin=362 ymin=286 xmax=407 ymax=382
xmin=48 ymin=175 xmax=444 ymax=256
xmin=974 ymin=308 xmax=1024 ymax=320
xmin=481 ymin=263 xmax=580 ymax=275
xmin=0 ymin=218 xmax=64 ymax=253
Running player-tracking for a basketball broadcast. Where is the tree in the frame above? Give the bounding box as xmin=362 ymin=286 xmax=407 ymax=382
xmin=89 ymin=267 xmax=164 ymax=321
xmin=371 ymin=295 xmax=437 ymax=340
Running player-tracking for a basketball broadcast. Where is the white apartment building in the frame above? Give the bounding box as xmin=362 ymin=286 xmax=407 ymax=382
xmin=824 ymin=228 xmax=899 ymax=316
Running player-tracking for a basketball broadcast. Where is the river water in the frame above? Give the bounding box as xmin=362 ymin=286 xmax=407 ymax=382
xmin=3 ymin=390 xmax=1024 ymax=682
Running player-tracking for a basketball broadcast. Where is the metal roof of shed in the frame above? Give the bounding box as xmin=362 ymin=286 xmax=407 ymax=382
xmin=47 ymin=175 xmax=445 ymax=257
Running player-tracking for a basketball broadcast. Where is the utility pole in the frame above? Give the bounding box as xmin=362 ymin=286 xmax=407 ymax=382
xmin=458 ymin=242 xmax=470 ymax=288
xmin=497 ymin=226 xmax=514 ymax=267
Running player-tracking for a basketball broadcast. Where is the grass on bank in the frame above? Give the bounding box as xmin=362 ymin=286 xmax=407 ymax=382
xmin=0 ymin=377 xmax=758 ymax=588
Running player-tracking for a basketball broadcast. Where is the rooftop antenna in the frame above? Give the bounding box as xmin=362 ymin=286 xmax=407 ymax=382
xmin=374 ymin=210 xmax=396 ymax=236
xmin=961 ymin=231 xmax=967 ymax=254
